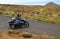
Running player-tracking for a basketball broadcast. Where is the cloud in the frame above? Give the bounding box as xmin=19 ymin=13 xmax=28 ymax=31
xmin=0 ymin=0 xmax=16 ymax=4
xmin=0 ymin=0 xmax=60 ymax=5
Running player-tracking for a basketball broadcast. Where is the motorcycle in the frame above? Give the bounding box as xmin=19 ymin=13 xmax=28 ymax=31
xmin=8 ymin=18 xmax=29 ymax=29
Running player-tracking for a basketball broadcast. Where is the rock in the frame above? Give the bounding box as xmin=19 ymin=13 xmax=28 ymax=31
xmin=8 ymin=30 xmax=14 ymax=34
xmin=13 ymin=30 xmax=20 ymax=34
xmin=22 ymin=32 xmax=32 ymax=38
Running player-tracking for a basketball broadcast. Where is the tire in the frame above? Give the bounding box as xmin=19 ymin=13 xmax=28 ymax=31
xmin=24 ymin=21 xmax=29 ymax=28
xmin=9 ymin=24 xmax=15 ymax=29
xmin=11 ymin=25 xmax=15 ymax=29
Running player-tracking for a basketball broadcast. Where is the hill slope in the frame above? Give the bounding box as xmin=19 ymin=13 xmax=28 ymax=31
xmin=0 ymin=2 xmax=60 ymax=23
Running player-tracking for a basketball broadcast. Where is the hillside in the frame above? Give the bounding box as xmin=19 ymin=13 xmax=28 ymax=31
xmin=0 ymin=2 xmax=60 ymax=23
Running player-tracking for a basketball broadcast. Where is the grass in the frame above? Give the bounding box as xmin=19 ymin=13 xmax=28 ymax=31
xmin=0 ymin=10 xmax=60 ymax=24
xmin=2 ymin=13 xmax=60 ymax=24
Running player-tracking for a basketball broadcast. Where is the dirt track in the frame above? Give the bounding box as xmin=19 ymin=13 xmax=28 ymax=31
xmin=0 ymin=15 xmax=60 ymax=37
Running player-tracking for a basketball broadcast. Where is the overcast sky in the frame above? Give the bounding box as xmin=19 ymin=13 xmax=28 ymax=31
xmin=0 ymin=0 xmax=60 ymax=5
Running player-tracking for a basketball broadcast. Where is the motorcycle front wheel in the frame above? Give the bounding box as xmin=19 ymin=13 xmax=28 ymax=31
xmin=24 ymin=21 xmax=29 ymax=28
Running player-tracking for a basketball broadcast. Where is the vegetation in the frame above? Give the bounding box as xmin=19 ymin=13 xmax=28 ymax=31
xmin=0 ymin=2 xmax=60 ymax=24
xmin=0 ymin=3 xmax=60 ymax=39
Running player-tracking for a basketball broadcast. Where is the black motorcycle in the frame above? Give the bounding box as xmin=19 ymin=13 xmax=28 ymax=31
xmin=8 ymin=18 xmax=29 ymax=29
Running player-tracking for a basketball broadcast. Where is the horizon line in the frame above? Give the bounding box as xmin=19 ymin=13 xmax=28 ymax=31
xmin=0 ymin=2 xmax=60 ymax=6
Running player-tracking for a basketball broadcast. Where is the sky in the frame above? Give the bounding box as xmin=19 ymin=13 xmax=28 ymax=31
xmin=0 ymin=0 xmax=60 ymax=5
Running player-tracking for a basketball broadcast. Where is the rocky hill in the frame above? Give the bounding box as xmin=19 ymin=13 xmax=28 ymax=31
xmin=45 ymin=2 xmax=59 ymax=6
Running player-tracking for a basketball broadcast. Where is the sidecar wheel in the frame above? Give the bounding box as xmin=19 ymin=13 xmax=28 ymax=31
xmin=9 ymin=25 xmax=15 ymax=29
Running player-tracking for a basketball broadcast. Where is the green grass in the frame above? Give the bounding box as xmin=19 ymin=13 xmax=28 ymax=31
xmin=1 ymin=12 xmax=60 ymax=24
xmin=53 ymin=36 xmax=60 ymax=39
